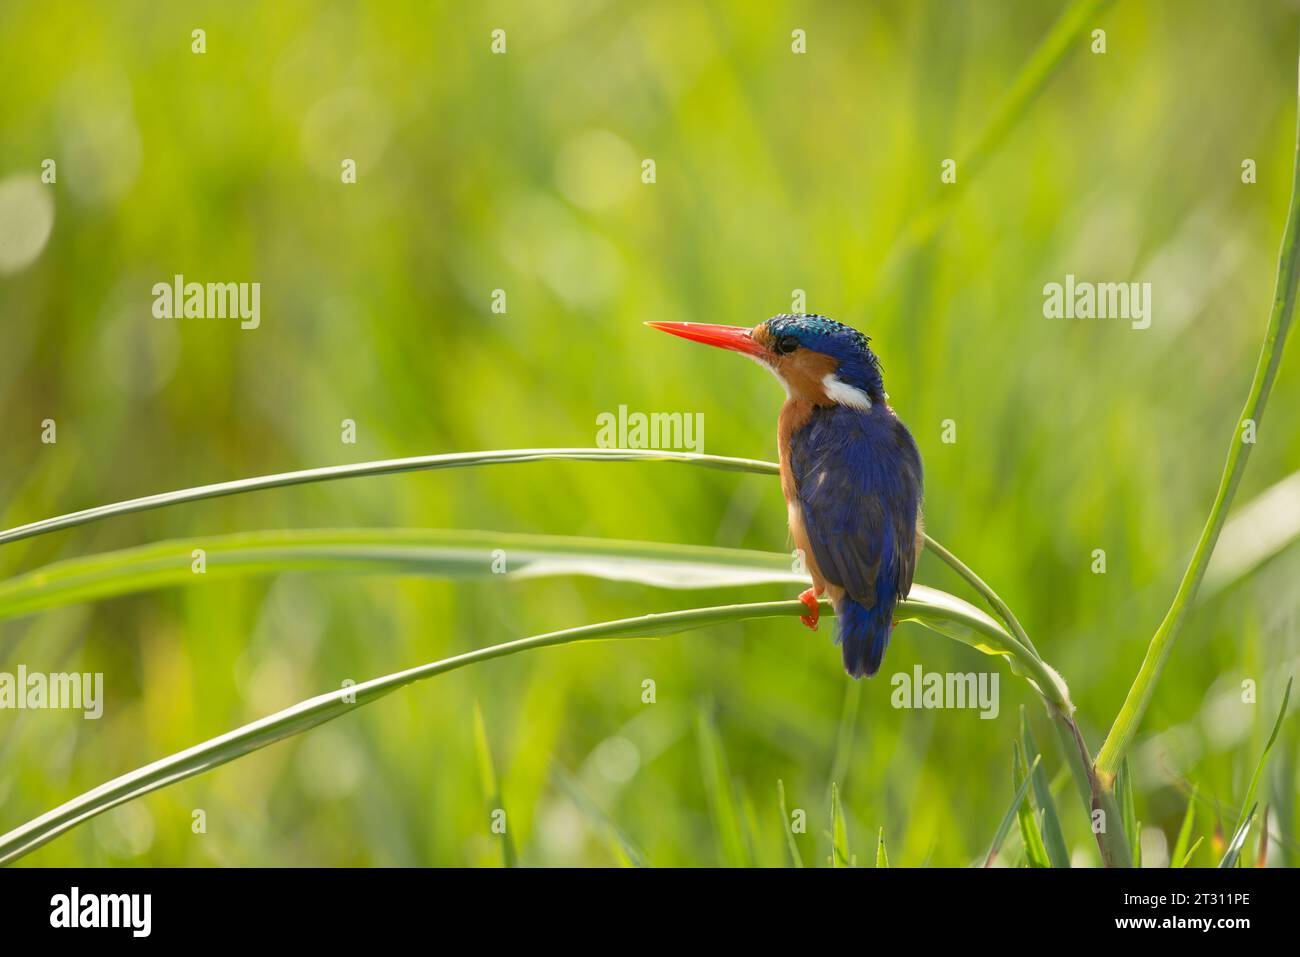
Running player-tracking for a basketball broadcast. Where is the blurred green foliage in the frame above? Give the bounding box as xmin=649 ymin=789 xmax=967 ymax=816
xmin=0 ymin=0 xmax=1297 ymax=866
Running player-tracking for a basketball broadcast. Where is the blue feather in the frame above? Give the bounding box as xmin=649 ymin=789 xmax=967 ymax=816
xmin=837 ymin=596 xmax=894 ymax=678
xmin=789 ymin=402 xmax=922 ymax=678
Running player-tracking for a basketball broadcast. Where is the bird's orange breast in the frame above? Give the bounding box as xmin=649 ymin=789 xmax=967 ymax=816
xmin=777 ymin=397 xmax=838 ymax=600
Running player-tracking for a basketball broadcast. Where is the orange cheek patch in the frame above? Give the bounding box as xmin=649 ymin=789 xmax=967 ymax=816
xmin=778 ymin=351 xmax=840 ymax=404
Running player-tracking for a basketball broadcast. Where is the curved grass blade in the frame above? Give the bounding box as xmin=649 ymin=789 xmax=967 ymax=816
xmin=0 ymin=449 xmax=780 ymax=547
xmin=1170 ymin=784 xmax=1198 ymax=868
xmin=875 ymin=826 xmax=889 ymax=868
xmin=0 ymin=445 xmax=1028 ymax=649
xmin=1219 ymin=805 xmax=1258 ymax=868
xmin=829 ymin=782 xmax=852 ymax=867
xmin=0 ymin=446 xmax=1084 ymax=862
xmin=0 ymin=526 xmax=1072 ymax=717
xmin=1014 ymin=742 xmax=1051 ymax=868
xmin=0 ymin=599 xmax=794 ymax=865
xmin=1176 ymin=836 xmax=1203 ymax=869
xmin=929 ymin=530 xmax=1114 ymax=865
xmin=696 ymin=705 xmax=750 ymax=867
xmin=472 ymin=702 xmax=516 ymax=868
xmin=0 ymin=445 xmax=1075 ymax=733
xmin=777 ymin=779 xmax=804 ymax=868
xmin=0 ymin=527 xmax=809 ymax=622
xmin=0 ymin=590 xmax=1045 ymax=865
xmin=894 ymin=588 xmax=1072 ymax=714
xmin=1230 ymin=677 xmax=1293 ymax=844
xmin=1021 ymin=708 xmax=1069 ymax=868
xmin=984 ymin=752 xmax=1040 ymax=867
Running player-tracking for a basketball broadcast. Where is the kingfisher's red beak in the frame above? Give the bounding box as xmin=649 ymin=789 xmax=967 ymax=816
xmin=644 ymin=321 xmax=767 ymax=358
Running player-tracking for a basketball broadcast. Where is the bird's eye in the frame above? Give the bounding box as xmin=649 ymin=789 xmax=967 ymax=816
xmin=775 ymin=335 xmax=800 ymax=355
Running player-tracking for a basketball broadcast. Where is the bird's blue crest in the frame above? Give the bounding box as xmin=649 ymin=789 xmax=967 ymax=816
xmin=763 ymin=314 xmax=885 ymax=400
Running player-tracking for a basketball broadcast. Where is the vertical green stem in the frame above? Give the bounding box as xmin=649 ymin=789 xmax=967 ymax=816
xmin=1095 ymin=48 xmax=1300 ymax=783
xmin=1052 ymin=713 xmax=1131 ymax=867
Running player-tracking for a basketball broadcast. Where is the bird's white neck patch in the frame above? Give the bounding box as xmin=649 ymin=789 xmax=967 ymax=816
xmin=821 ymin=373 xmax=872 ymax=410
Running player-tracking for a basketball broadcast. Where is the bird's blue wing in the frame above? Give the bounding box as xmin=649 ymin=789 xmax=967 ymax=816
xmin=789 ymin=405 xmax=923 ymax=609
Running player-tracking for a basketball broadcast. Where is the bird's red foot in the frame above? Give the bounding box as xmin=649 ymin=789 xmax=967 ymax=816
xmin=798 ymin=587 xmax=820 ymax=630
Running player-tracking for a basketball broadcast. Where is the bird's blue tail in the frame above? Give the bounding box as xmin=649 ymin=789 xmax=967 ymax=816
xmin=835 ymin=596 xmax=893 ymax=679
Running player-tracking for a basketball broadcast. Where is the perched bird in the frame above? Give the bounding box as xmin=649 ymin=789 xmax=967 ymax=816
xmin=647 ymin=314 xmax=923 ymax=678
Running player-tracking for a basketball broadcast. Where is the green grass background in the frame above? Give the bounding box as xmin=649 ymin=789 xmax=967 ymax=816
xmin=0 ymin=0 xmax=1297 ymax=866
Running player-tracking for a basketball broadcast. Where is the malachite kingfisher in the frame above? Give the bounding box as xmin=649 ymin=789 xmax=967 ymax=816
xmin=647 ymin=314 xmax=924 ymax=678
